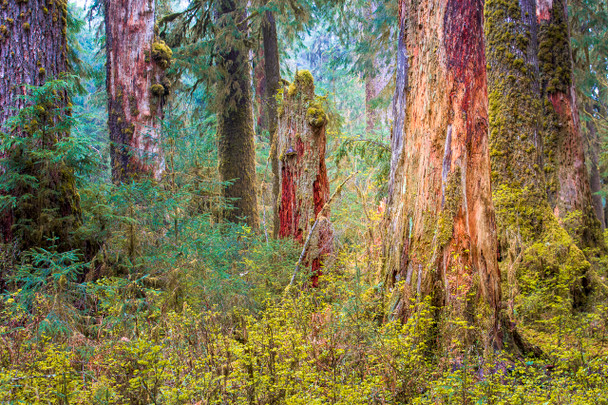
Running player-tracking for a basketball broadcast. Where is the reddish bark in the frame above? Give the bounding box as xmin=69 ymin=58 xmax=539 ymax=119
xmin=277 ymin=71 xmax=334 ymax=286
xmin=537 ymin=0 xmax=605 ymax=252
xmin=105 ymin=0 xmax=168 ymax=183
xmin=384 ymin=0 xmax=503 ymax=349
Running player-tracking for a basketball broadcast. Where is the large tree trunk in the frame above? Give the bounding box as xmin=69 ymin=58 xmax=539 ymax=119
xmin=537 ymin=0 xmax=605 ymax=252
xmin=262 ymin=8 xmax=281 ymax=239
xmin=485 ymin=0 xmax=591 ymax=315
xmin=0 ymin=0 xmax=81 ymax=248
xmin=105 ymin=0 xmax=168 ymax=183
xmin=216 ymin=0 xmax=260 ymax=229
xmin=277 ymin=71 xmax=333 ymax=287
xmin=384 ymin=0 xmax=503 ymax=350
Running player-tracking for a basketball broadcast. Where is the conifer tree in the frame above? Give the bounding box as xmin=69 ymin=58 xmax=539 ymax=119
xmin=384 ymin=0 xmax=504 ymax=349
xmin=0 ymin=0 xmax=82 ymax=251
xmin=105 ymin=0 xmax=170 ymax=183
xmin=216 ymin=0 xmax=260 ymax=229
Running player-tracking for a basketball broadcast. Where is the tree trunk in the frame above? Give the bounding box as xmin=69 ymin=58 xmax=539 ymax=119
xmin=277 ymin=71 xmax=333 ymax=287
xmin=216 ymin=0 xmax=260 ymax=230
xmin=384 ymin=0 xmax=503 ymax=350
xmin=262 ymin=8 xmax=281 ymax=239
xmin=485 ymin=0 xmax=591 ymax=315
xmin=537 ymin=0 xmax=605 ymax=252
xmin=105 ymin=0 xmax=168 ymax=183
xmin=0 ymin=0 xmax=82 ymax=250
xmin=584 ymin=103 xmax=604 ymax=229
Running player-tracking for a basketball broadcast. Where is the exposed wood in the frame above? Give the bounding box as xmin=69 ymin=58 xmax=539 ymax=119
xmin=277 ymin=71 xmax=333 ymax=287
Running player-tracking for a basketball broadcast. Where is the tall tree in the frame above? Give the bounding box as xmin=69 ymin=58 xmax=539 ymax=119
xmin=216 ymin=0 xmax=260 ymax=229
xmin=384 ymin=0 xmax=504 ymax=349
xmin=105 ymin=0 xmax=170 ymax=183
xmin=262 ymin=6 xmax=281 ymax=238
xmin=0 ymin=0 xmax=82 ymax=250
xmin=277 ymin=71 xmax=333 ymax=287
xmin=537 ymin=0 xmax=605 ymax=252
xmin=485 ymin=0 xmax=590 ymax=313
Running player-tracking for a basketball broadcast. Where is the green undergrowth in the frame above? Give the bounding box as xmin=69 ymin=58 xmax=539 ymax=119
xmin=1 ymin=240 xmax=608 ymax=404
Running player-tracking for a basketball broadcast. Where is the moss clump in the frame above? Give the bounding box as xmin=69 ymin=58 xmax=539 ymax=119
xmin=38 ymin=67 xmax=46 ymax=76
xmin=0 ymin=25 xmax=7 ymax=35
xmin=151 ymin=40 xmax=172 ymax=69
xmin=23 ymin=22 xmax=30 ymax=30
xmin=306 ymin=103 xmax=327 ymax=128
xmin=150 ymin=84 xmax=165 ymax=97
xmin=288 ymin=70 xmax=315 ymax=98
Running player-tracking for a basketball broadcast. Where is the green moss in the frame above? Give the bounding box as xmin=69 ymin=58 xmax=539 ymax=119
xmin=537 ymin=1 xmax=572 ymax=94
xmin=151 ymin=40 xmax=172 ymax=69
xmin=150 ymin=84 xmax=165 ymax=97
xmin=0 ymin=25 xmax=6 ymax=35
xmin=437 ymin=166 xmax=462 ymax=248
xmin=306 ymin=103 xmax=327 ymax=128
xmin=38 ymin=67 xmax=46 ymax=76
xmin=23 ymin=22 xmax=30 ymax=30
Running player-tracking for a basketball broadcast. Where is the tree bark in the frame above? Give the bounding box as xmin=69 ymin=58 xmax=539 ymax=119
xmin=485 ymin=0 xmax=591 ymax=315
xmin=216 ymin=0 xmax=260 ymax=229
xmin=584 ymin=103 xmax=604 ymax=229
xmin=262 ymin=8 xmax=281 ymax=239
xmin=384 ymin=0 xmax=503 ymax=349
xmin=277 ymin=71 xmax=333 ymax=287
xmin=537 ymin=0 xmax=605 ymax=252
xmin=105 ymin=0 xmax=168 ymax=183
xmin=0 ymin=0 xmax=81 ymax=250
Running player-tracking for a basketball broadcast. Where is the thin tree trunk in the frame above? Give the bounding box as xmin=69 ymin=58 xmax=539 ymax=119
xmin=584 ymin=103 xmax=604 ymax=229
xmin=216 ymin=0 xmax=260 ymax=229
xmin=0 ymin=0 xmax=81 ymax=249
xmin=537 ymin=0 xmax=605 ymax=252
xmin=384 ymin=0 xmax=503 ymax=350
xmin=105 ymin=0 xmax=169 ymax=183
xmin=262 ymin=8 xmax=281 ymax=239
xmin=277 ymin=71 xmax=333 ymax=287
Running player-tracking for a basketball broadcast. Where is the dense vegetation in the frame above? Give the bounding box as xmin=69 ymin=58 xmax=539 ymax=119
xmin=1 ymin=0 xmax=608 ymax=403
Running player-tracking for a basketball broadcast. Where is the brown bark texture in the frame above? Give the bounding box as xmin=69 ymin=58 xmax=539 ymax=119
xmin=262 ymin=9 xmax=281 ymax=239
xmin=277 ymin=71 xmax=333 ymax=287
xmin=105 ymin=0 xmax=168 ymax=183
xmin=584 ymin=103 xmax=604 ymax=229
xmin=537 ymin=0 xmax=605 ymax=252
xmin=384 ymin=0 xmax=503 ymax=349
xmin=0 ymin=0 xmax=81 ymax=250
xmin=216 ymin=0 xmax=260 ymax=230
xmin=485 ymin=0 xmax=591 ymax=317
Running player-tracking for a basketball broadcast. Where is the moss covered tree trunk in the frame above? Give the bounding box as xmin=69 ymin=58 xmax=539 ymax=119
xmin=384 ymin=0 xmax=504 ymax=349
xmin=537 ymin=0 xmax=605 ymax=252
xmin=216 ymin=0 xmax=260 ymax=229
xmin=0 ymin=0 xmax=81 ymax=250
xmin=277 ymin=71 xmax=333 ymax=287
xmin=105 ymin=0 xmax=169 ymax=183
xmin=485 ymin=0 xmax=591 ymax=315
xmin=262 ymin=8 xmax=281 ymax=239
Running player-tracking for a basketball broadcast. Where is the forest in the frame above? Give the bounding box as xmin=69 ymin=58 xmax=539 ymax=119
xmin=1 ymin=0 xmax=608 ymax=403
